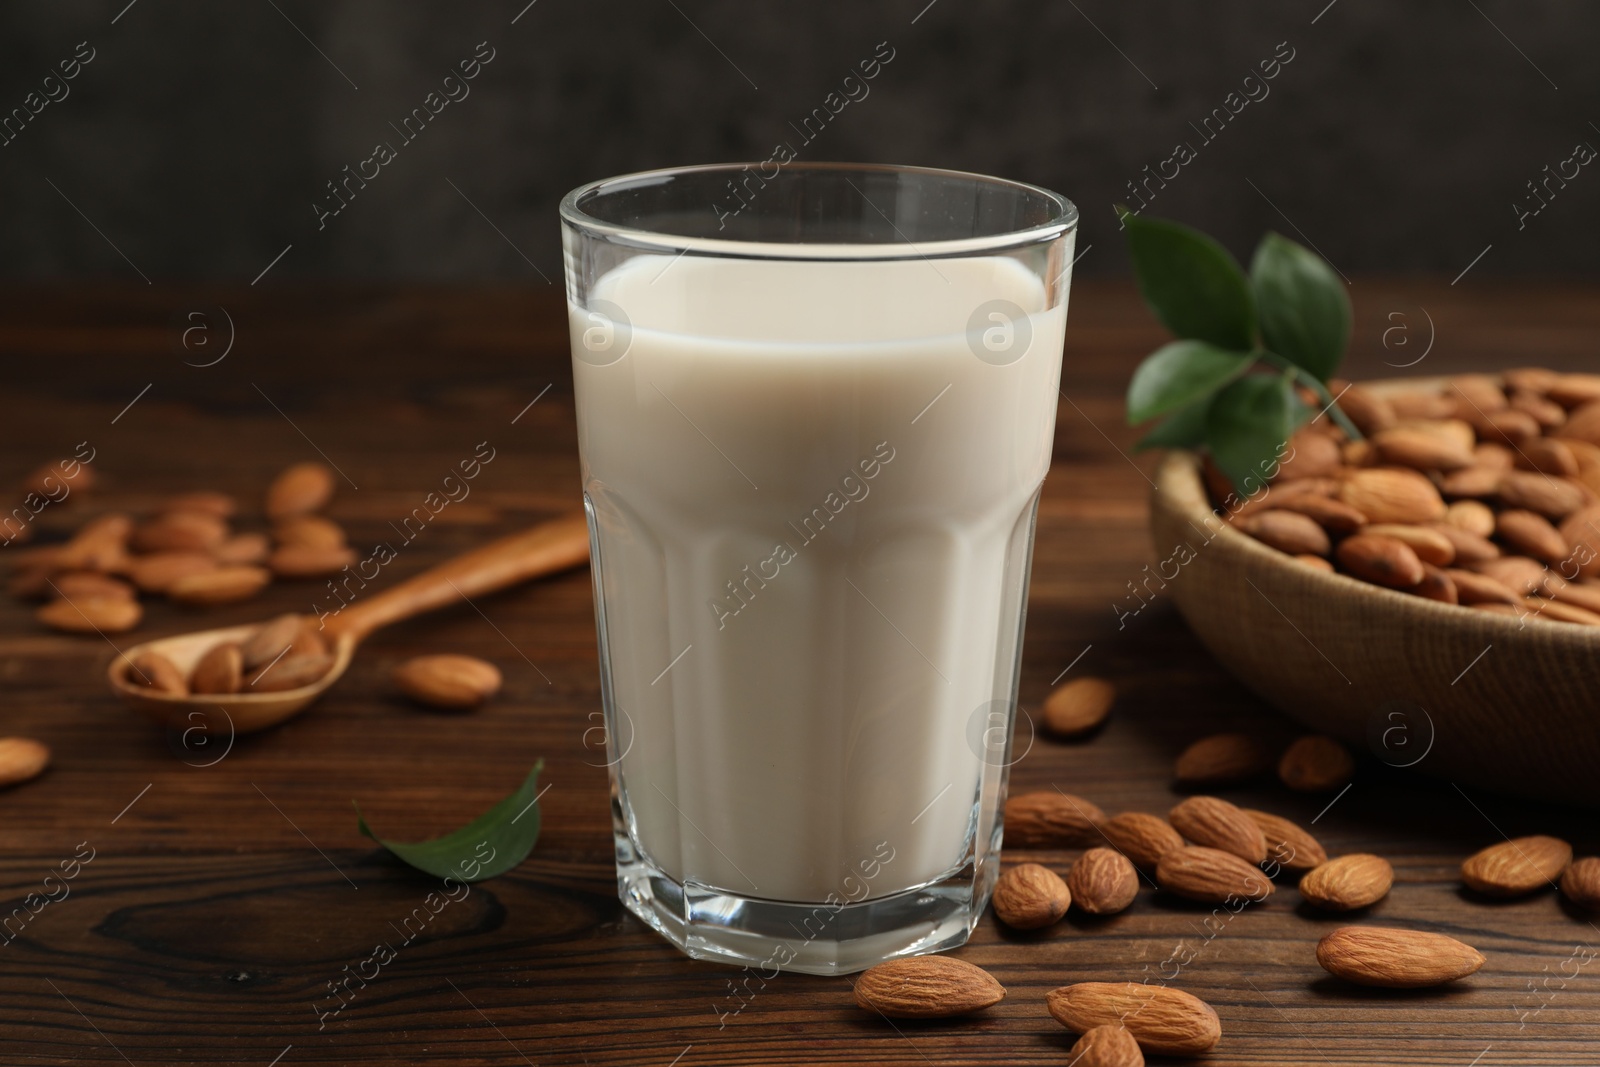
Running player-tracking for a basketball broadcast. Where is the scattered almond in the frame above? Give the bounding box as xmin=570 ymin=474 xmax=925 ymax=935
xmin=52 ymin=572 xmax=135 ymax=601
xmin=393 ymin=654 xmax=502 ymax=709
xmin=215 ymin=532 xmax=270 ymax=565
xmin=1066 ymin=1025 xmax=1143 ymax=1067
xmin=273 ymin=514 xmax=347 ymax=550
xmin=268 ymin=543 xmax=357 ymax=579
xmin=164 ymin=491 xmax=237 ymax=518
xmin=854 ymin=956 xmax=1004 ymax=1018
xmin=1461 ymin=835 xmax=1572 ymax=897
xmin=992 ymin=862 xmax=1070 ymax=929
xmin=1173 ymin=732 xmax=1271 ymax=787
xmin=1299 ymin=854 xmax=1393 ymax=911
xmin=190 ymin=642 xmax=244 ymax=695
xmin=131 ymin=510 xmax=229 ymax=553
xmin=1067 ymin=848 xmax=1139 ymax=915
xmin=1316 ymin=926 xmax=1484 ymax=988
xmin=167 ymin=565 xmax=272 ymax=606
xmin=128 ymin=551 xmax=218 ymax=593
xmin=56 ymin=512 xmax=132 ymax=572
xmin=1099 ymin=812 xmax=1185 ymax=871
xmin=1559 ymin=857 xmax=1600 ymax=911
xmin=0 ymin=738 xmax=51 ymax=788
xmin=37 ymin=595 xmax=141 ymax=634
xmin=1158 ymin=846 xmax=1274 ymax=904
xmin=1244 ymin=809 xmax=1327 ymax=873
xmin=1278 ymin=735 xmax=1354 ymax=792
xmin=1043 ymin=675 xmax=1116 ymax=737
xmin=1046 ymin=982 xmax=1221 ymax=1054
xmin=1168 ymin=796 xmax=1267 ymax=863
xmin=267 ymin=461 xmax=337 ymax=518
xmin=1003 ymin=791 xmax=1106 ymax=848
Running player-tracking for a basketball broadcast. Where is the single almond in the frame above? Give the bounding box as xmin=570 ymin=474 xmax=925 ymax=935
xmin=1276 ymin=430 xmax=1344 ymax=481
xmin=129 ymin=650 xmax=187 ymax=696
xmin=1559 ymin=857 xmax=1600 ymax=911
xmin=215 ymin=532 xmax=270 ymax=565
xmin=190 ymin=642 xmax=244 ymax=695
xmin=37 ymin=595 xmax=142 ymax=634
xmin=273 ymin=514 xmax=348 ymax=550
xmin=1563 ymin=400 xmax=1600 ymax=446
xmin=1338 ymin=468 xmax=1447 ymax=524
xmin=167 ymin=565 xmax=271 ymax=606
xmin=1461 ymin=835 xmax=1572 ymax=897
xmin=1273 ymin=494 xmax=1368 ymax=533
xmin=1168 ymin=796 xmax=1267 ymax=864
xmin=1503 ymin=367 xmax=1560 ymax=393
xmin=1408 ymin=564 xmax=1458 ymax=605
xmin=1316 ymin=926 xmax=1484 ymax=988
xmin=1497 ymin=470 xmax=1588 ymax=519
xmin=1466 ymin=406 xmax=1540 ymax=446
xmin=1099 ymin=812 xmax=1185 ymax=871
xmin=1245 ymin=809 xmax=1327 ymax=873
xmin=1174 ymin=732 xmax=1271 ymax=787
xmin=1046 ymin=982 xmax=1221 ymax=1054
xmin=1448 ymin=374 xmax=1507 ymax=413
xmin=854 ymin=956 xmax=1004 ymax=1018
xmin=1470 ymin=555 xmax=1554 ymax=596
xmin=1512 ymin=389 xmax=1568 ymax=429
xmin=1445 ymin=499 xmax=1497 ymax=537
xmin=56 ymin=512 xmax=133 ymax=571
xmin=268 ymin=543 xmax=357 ymax=579
xmin=1452 ymin=562 xmax=1516 ymax=600
xmin=1371 ymin=427 xmax=1474 ymax=471
xmin=0 ymin=738 xmax=51 ymax=788
xmin=1067 ymin=1025 xmax=1144 ymax=1067
xmin=1515 ymin=436 xmax=1579 ymax=476
xmin=1387 ymin=390 xmax=1455 ymax=420
xmin=243 ymin=652 xmax=333 ymax=693
xmin=267 ymin=461 xmax=337 ymax=518
xmin=1523 ymin=595 xmax=1600 ymax=627
xmin=394 ymin=654 xmax=502 ymax=709
xmin=1278 ymin=735 xmax=1355 ymax=792
xmin=128 ymin=551 xmax=218 ymax=593
xmin=242 ymin=614 xmax=306 ymax=669
xmin=1299 ymin=854 xmax=1393 ymax=911
xmin=1335 ymin=534 xmax=1425 ymax=588
xmin=1331 ymin=382 xmax=1396 ymax=435
xmin=992 ymin=862 xmax=1070 ymax=929
xmin=1003 ymin=791 xmax=1106 ymax=848
xmin=131 ymin=510 xmax=229 ymax=553
xmin=1476 ymin=440 xmax=1519 ymax=468
xmin=1068 ymin=848 xmax=1139 ymax=915
xmin=1438 ymin=466 xmax=1506 ymax=499
xmin=1548 ymin=373 xmax=1600 ymax=408
xmin=1296 ymin=554 xmax=1335 ymax=572
xmin=1043 ymin=675 xmax=1116 ymax=737
xmin=1427 ymin=521 xmax=1500 ymax=565
xmin=52 ymin=572 xmax=135 ymax=601
xmin=1237 ymin=510 xmax=1331 ymax=556
xmin=164 ymin=491 xmax=237 ymax=518
xmin=1362 ymin=523 xmax=1455 ymax=566
xmin=1496 ymin=509 xmax=1569 ymax=564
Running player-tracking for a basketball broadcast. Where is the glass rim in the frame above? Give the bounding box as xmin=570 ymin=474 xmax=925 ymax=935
xmin=559 ymin=161 xmax=1078 ymax=261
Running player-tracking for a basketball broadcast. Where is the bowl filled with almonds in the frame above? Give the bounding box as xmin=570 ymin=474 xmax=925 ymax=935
xmin=1149 ymin=370 xmax=1600 ymax=805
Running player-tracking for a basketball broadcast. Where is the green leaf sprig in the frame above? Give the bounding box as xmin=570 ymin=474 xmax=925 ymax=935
xmin=355 ymin=760 xmax=544 ymax=882
xmin=1118 ymin=208 xmax=1359 ymax=498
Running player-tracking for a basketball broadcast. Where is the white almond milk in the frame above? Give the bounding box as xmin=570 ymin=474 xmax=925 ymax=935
xmin=572 ymin=250 xmax=1068 ymax=903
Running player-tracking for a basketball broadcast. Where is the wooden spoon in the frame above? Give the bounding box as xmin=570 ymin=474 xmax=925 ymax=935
xmin=109 ymin=514 xmax=590 ymax=733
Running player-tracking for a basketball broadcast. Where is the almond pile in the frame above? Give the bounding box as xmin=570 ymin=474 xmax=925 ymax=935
xmin=11 ymin=459 xmax=352 ymax=634
xmin=128 ymin=613 xmax=334 ymax=697
xmin=1214 ymin=370 xmax=1600 ymax=626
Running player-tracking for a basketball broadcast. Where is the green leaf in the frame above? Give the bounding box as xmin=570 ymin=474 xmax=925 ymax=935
xmin=1126 ymin=340 xmax=1254 ymax=425
xmin=1136 ymin=395 xmax=1214 ymax=450
xmin=355 ymin=760 xmax=544 ymax=882
xmin=1206 ymin=373 xmax=1295 ymax=497
xmin=1250 ymin=232 xmax=1350 ymax=382
xmin=1120 ymin=208 xmax=1256 ymax=350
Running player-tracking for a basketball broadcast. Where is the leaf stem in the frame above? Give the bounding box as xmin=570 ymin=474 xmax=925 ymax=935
xmin=1256 ymin=351 xmax=1363 ymax=440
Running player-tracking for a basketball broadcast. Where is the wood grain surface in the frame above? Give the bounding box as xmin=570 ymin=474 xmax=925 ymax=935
xmin=0 ymin=281 xmax=1596 ymax=1066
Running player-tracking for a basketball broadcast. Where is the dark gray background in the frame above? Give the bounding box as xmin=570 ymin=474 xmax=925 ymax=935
xmin=3 ymin=0 xmax=1597 ymax=281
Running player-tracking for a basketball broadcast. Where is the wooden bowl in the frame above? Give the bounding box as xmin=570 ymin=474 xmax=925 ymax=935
xmin=1149 ymin=449 xmax=1600 ymax=806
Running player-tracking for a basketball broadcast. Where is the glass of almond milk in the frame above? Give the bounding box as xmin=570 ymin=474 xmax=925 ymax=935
xmin=561 ymin=164 xmax=1076 ymax=975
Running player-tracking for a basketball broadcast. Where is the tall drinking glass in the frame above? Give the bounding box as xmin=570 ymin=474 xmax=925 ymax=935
xmin=561 ymin=163 xmax=1076 ymax=975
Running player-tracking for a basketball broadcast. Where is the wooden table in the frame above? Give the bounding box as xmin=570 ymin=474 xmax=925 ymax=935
xmin=2 ymin=281 xmax=1596 ymax=1066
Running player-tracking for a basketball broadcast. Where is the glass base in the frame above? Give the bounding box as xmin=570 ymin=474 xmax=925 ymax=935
xmin=613 ymin=815 xmax=996 ymax=976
